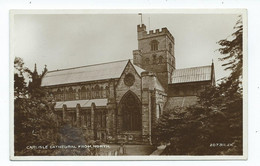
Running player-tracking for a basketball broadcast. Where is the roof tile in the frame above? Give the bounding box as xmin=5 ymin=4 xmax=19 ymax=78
xmin=41 ymin=60 xmax=144 ymax=86
xmin=171 ymin=65 xmax=212 ymax=84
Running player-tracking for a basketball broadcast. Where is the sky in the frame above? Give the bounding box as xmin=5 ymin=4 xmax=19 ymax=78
xmin=13 ymin=13 xmax=240 ymax=82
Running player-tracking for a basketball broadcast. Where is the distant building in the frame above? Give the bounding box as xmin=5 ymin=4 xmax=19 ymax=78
xmin=41 ymin=23 xmax=215 ymax=144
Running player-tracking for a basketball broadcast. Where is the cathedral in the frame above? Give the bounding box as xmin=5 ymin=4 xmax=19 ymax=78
xmin=41 ymin=23 xmax=215 ymax=145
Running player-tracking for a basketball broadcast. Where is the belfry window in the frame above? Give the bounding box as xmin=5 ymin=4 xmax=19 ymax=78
xmin=151 ymin=40 xmax=159 ymax=51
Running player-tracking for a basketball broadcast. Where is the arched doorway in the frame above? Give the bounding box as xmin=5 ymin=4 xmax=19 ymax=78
xmin=119 ymin=91 xmax=142 ymax=131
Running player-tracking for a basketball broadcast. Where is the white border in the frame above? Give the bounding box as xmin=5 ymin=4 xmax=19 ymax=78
xmin=9 ymin=9 xmax=248 ymax=161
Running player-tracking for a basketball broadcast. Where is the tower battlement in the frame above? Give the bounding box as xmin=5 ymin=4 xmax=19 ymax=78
xmin=137 ymin=24 xmax=175 ymax=43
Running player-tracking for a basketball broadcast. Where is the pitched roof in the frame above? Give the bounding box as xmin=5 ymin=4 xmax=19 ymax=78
xmin=164 ymin=96 xmax=198 ymax=109
xmin=171 ymin=65 xmax=212 ymax=84
xmin=41 ymin=59 xmax=144 ymax=87
xmin=55 ymin=99 xmax=107 ymax=109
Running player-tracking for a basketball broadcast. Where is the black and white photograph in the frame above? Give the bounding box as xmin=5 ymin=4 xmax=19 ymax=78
xmin=10 ymin=10 xmax=247 ymax=160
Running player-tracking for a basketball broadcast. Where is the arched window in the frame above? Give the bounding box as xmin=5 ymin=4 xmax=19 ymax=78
xmin=100 ymin=86 xmax=103 ymax=98
xmin=94 ymin=85 xmax=100 ymax=98
xmin=150 ymin=40 xmax=159 ymax=51
xmin=91 ymin=87 xmax=95 ymax=98
xmin=81 ymin=86 xmax=86 ymax=100
xmin=86 ymin=88 xmax=91 ymax=99
xmin=169 ymin=43 xmax=172 ymax=53
xmin=68 ymin=87 xmax=74 ymax=100
xmin=159 ymin=56 xmax=163 ymax=63
xmin=145 ymin=58 xmax=150 ymax=65
xmin=120 ymin=91 xmax=142 ymax=131
xmin=105 ymin=86 xmax=109 ymax=98
xmin=65 ymin=89 xmax=69 ymax=100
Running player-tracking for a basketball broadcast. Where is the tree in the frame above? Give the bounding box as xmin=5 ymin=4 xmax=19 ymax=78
xmin=14 ymin=57 xmax=91 ymax=156
xmin=14 ymin=57 xmax=27 ymax=98
xmin=14 ymin=57 xmax=59 ymax=156
xmin=218 ymin=15 xmax=243 ymax=90
xmin=153 ymin=106 xmax=231 ymax=155
xmin=199 ymin=15 xmax=243 ymax=155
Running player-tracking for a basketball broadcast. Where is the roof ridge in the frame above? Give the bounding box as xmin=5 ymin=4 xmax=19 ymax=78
xmin=47 ymin=59 xmax=130 ymax=73
xmin=176 ymin=65 xmax=211 ymax=70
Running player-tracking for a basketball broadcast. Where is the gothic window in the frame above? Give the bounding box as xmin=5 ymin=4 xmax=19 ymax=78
xmin=68 ymin=87 xmax=74 ymax=100
xmin=76 ymin=89 xmax=80 ymax=100
xmin=169 ymin=43 xmax=172 ymax=53
xmin=159 ymin=56 xmax=163 ymax=63
xmin=120 ymin=91 xmax=142 ymax=131
xmin=94 ymin=85 xmax=100 ymax=98
xmin=105 ymin=86 xmax=109 ymax=98
xmin=100 ymin=86 xmax=103 ymax=98
xmin=87 ymin=88 xmax=91 ymax=99
xmin=65 ymin=90 xmax=69 ymax=100
xmin=150 ymin=40 xmax=159 ymax=51
xmin=91 ymin=87 xmax=95 ymax=99
xmin=145 ymin=58 xmax=150 ymax=65
xmin=81 ymin=86 xmax=86 ymax=100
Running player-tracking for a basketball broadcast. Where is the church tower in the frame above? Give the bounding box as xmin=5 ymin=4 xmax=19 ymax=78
xmin=133 ymin=24 xmax=175 ymax=90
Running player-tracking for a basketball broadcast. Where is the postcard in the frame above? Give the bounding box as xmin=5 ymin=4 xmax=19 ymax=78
xmin=10 ymin=9 xmax=247 ymax=160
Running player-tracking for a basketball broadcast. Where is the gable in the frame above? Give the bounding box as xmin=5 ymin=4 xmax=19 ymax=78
xmin=116 ymin=60 xmax=144 ymax=103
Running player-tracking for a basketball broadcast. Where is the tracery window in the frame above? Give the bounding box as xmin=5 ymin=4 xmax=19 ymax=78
xmin=120 ymin=91 xmax=141 ymax=131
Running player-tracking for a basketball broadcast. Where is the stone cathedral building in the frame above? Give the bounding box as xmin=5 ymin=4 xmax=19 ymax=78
xmin=41 ymin=24 xmax=215 ymax=144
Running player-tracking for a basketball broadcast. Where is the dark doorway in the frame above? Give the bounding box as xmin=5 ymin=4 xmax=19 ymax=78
xmin=120 ymin=91 xmax=142 ymax=131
